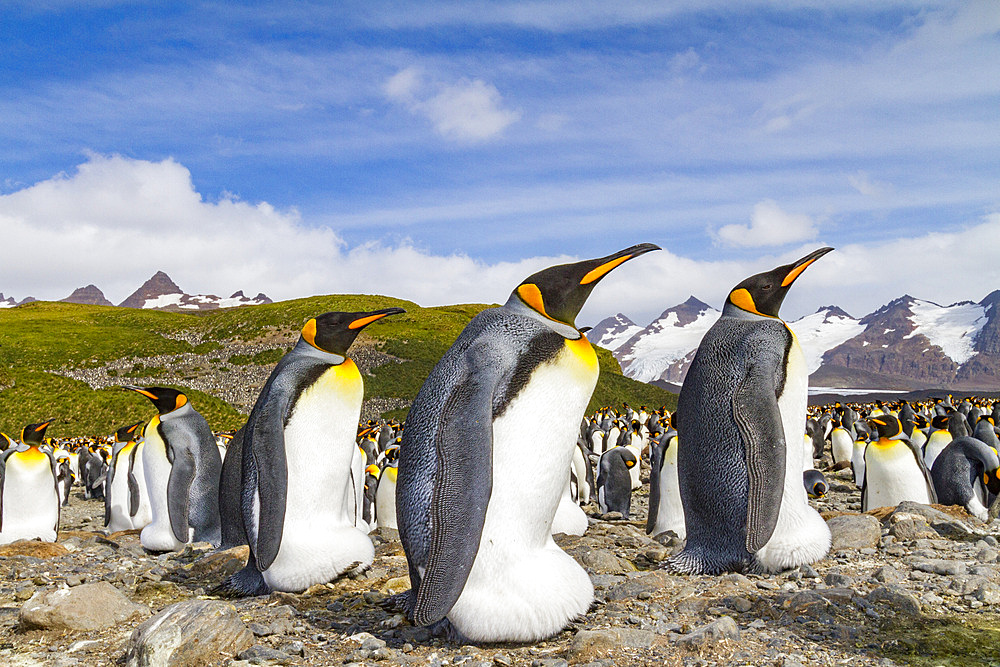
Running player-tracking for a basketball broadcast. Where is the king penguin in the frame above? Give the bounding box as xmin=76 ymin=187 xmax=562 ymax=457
xmin=0 ymin=420 xmax=60 ymax=545
xmin=124 ymin=386 xmax=223 ymax=551
xmin=666 ymin=247 xmax=834 ymax=575
xmin=862 ymin=415 xmax=936 ymax=511
xmin=930 ymin=436 xmax=999 ymax=522
xmin=218 ymin=307 xmax=405 ymax=596
xmin=395 ymin=243 xmax=659 ymax=643
xmin=646 ymin=415 xmax=685 ymax=539
xmin=105 ymin=421 xmax=144 ymax=533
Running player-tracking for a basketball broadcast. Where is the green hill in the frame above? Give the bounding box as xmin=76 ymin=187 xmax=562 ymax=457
xmin=0 ymin=298 xmax=675 ymax=437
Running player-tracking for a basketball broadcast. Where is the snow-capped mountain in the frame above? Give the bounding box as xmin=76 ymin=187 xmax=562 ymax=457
xmin=119 ymin=271 xmax=272 ymax=310
xmin=588 ymin=313 xmax=643 ymax=351
xmin=592 ymin=292 xmax=1000 ymax=391
xmin=0 ymin=292 xmax=35 ymax=308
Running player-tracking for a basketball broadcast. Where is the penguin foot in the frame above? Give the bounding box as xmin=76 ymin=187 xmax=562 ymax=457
xmin=428 ymin=617 xmax=472 ymax=645
xmin=382 ymin=589 xmax=416 ymax=617
xmin=663 ymin=550 xmax=753 ymax=576
xmin=214 ymin=564 xmax=270 ymax=598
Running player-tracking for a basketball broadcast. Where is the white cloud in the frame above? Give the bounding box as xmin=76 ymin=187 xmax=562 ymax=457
xmin=848 ymin=171 xmax=892 ymax=197
xmin=715 ymin=200 xmax=819 ymax=248
xmin=384 ymin=67 xmax=521 ymax=142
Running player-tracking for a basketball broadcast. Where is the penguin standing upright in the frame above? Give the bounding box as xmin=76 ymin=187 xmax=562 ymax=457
xmin=829 ymin=420 xmax=854 ymax=470
xmin=218 ymin=308 xmax=405 ymax=596
xmin=124 ymin=387 xmax=223 ymax=551
xmin=0 ymin=421 xmax=60 ymax=544
xmin=666 ymin=248 xmax=834 ymax=575
xmin=395 ymin=244 xmax=659 ymax=643
xmin=862 ymin=415 xmax=936 ymax=511
xmin=646 ymin=417 xmax=685 ymax=539
xmin=105 ymin=422 xmax=144 ymax=533
xmin=596 ymin=446 xmax=637 ymax=518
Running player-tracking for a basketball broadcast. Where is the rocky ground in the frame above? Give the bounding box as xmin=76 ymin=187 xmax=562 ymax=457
xmin=0 ymin=467 xmax=998 ymax=667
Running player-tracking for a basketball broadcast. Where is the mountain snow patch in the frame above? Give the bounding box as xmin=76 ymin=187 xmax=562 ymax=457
xmin=788 ymin=310 xmax=865 ymax=373
xmin=904 ymin=299 xmax=986 ymax=364
xmin=620 ymin=308 xmax=721 ymax=382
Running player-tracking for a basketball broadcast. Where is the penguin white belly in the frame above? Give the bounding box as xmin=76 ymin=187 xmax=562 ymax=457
xmin=69 ymin=453 xmax=80 ymax=478
xmin=447 ymin=344 xmax=596 ymax=643
xmin=852 ymin=441 xmax=867 ymax=486
xmin=107 ymin=448 xmax=135 ymax=532
xmin=909 ymin=429 xmax=927 ymax=450
xmin=130 ymin=442 xmax=153 ymax=529
xmin=551 ymin=475 xmax=588 ymax=536
xmin=923 ymin=432 xmax=951 ymax=470
xmin=262 ymin=365 xmax=374 ymax=592
xmin=652 ymin=441 xmax=685 ymax=539
xmin=831 ymin=430 xmax=853 ymax=465
xmin=802 ymin=433 xmax=814 ymax=473
xmin=375 ymin=469 xmax=398 ymax=530
xmin=755 ymin=335 xmax=831 ymax=573
xmin=141 ymin=427 xmax=189 ymax=552
xmin=0 ymin=451 xmax=58 ymax=544
xmin=625 ymin=442 xmax=642 ymax=490
xmin=863 ymin=444 xmax=931 ymax=511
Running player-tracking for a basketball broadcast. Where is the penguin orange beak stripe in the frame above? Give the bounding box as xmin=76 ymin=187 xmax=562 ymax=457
xmin=781 ymin=247 xmax=834 ymax=287
xmin=580 ymin=255 xmax=633 ymax=285
xmin=35 ymin=421 xmax=52 ymax=432
xmin=349 ymin=313 xmax=389 ymax=330
xmin=130 ymin=388 xmax=159 ymax=401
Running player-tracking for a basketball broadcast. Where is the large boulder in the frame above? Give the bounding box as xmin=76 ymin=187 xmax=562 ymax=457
xmin=19 ymin=582 xmax=149 ymax=631
xmin=125 ymin=599 xmax=253 ymax=667
xmin=826 ymin=513 xmax=881 ymax=550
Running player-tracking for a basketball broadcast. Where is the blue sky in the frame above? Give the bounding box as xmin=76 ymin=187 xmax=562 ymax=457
xmin=1 ymin=1 xmax=999 ymax=325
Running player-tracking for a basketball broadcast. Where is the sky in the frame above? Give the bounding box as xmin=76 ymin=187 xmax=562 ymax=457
xmin=1 ymin=1 xmax=999 ymax=326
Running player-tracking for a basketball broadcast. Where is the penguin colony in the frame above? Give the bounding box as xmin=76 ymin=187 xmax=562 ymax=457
xmin=2 ymin=245 xmax=1000 ymax=646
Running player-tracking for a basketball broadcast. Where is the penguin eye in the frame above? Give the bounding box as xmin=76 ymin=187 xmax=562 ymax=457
xmin=762 ymin=283 xmax=773 ymax=290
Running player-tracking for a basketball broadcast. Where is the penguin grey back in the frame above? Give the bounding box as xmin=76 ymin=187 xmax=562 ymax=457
xmin=159 ymin=406 xmax=223 ymax=545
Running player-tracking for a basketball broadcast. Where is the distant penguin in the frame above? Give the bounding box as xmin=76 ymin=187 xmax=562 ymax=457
xmin=0 ymin=420 xmax=60 ymax=544
xmin=931 ymin=437 xmax=999 ymax=522
xmin=862 ymin=415 xmax=936 ymax=511
xmin=923 ymin=416 xmax=953 ymax=470
xmin=55 ymin=455 xmax=75 ymax=506
xmin=646 ymin=422 xmax=684 ymax=539
xmin=830 ymin=420 xmax=854 ymax=470
xmin=105 ymin=422 xmax=144 ymax=533
xmin=362 ymin=464 xmax=381 ymax=529
xmin=570 ymin=437 xmax=594 ymax=505
xmin=667 ymin=248 xmax=833 ymax=575
xmin=803 ymin=469 xmax=829 ymax=498
xmin=551 ymin=475 xmax=589 ymax=535
xmin=597 ymin=446 xmax=637 ymax=518
xmin=375 ymin=464 xmax=399 ymax=531
xmin=219 ymin=308 xmax=404 ymax=595
xmin=395 ymin=243 xmax=658 ymax=643
xmin=125 ymin=386 xmax=223 ymax=551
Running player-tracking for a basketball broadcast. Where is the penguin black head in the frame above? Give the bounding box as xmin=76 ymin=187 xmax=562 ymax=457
xmin=726 ymin=247 xmax=833 ymax=318
xmin=985 ymin=467 xmax=1000 ymax=495
xmin=913 ymin=414 xmax=928 ymax=429
xmin=123 ymin=386 xmax=188 ymax=414
xmin=513 ymin=243 xmax=660 ymax=328
xmin=301 ymin=307 xmax=406 ymax=356
xmin=115 ymin=421 xmax=144 ymax=443
xmin=803 ymin=469 xmax=828 ymax=498
xmin=931 ymin=415 xmax=950 ymax=430
xmin=21 ymin=420 xmax=54 ymax=445
xmin=868 ymin=415 xmax=904 ymax=440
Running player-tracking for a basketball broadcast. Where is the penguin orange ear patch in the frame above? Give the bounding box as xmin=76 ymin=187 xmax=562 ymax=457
xmin=517 ymin=283 xmax=547 ymax=316
xmin=728 ymin=289 xmax=760 ymax=315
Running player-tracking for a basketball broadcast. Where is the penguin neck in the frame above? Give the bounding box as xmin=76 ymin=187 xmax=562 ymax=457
xmin=294 ymin=337 xmax=348 ymax=365
xmin=721 ymin=302 xmax=781 ymax=322
xmin=160 ymin=401 xmax=194 ymax=422
xmin=503 ymin=294 xmax=582 ymax=339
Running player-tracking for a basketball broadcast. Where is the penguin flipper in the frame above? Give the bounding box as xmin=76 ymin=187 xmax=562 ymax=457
xmin=128 ymin=445 xmax=141 ymax=518
xmin=165 ymin=444 xmax=195 ymax=543
xmin=412 ymin=359 xmax=496 ymax=627
xmin=733 ymin=363 xmax=786 ymax=553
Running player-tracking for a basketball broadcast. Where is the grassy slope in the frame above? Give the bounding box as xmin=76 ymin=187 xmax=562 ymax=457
xmin=0 ymin=298 xmax=675 ymax=436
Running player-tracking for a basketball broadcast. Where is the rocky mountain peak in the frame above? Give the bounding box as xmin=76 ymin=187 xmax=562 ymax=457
xmin=61 ymin=284 xmax=114 ymax=307
xmin=119 ymin=272 xmax=183 ymax=309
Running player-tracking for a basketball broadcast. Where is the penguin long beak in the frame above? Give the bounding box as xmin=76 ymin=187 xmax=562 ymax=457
xmin=35 ymin=419 xmax=55 ymax=432
xmin=122 ymin=385 xmax=158 ymax=400
xmin=348 ymin=307 xmax=407 ymax=330
xmin=781 ymin=247 xmax=834 ymax=287
xmin=579 ymin=243 xmax=661 ymax=285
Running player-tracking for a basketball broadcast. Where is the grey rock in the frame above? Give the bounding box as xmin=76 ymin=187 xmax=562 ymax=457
xmin=867 ymin=585 xmax=921 ymax=616
xmin=565 ymin=628 xmax=653 ymax=662
xmin=19 ymin=582 xmax=149 ymax=632
xmin=824 ymin=572 xmax=854 ymax=587
xmin=913 ymin=559 xmax=968 ymax=576
xmin=977 ymin=546 xmax=999 ymax=563
xmin=827 ymin=514 xmax=881 ymax=550
xmin=125 ymin=599 xmax=253 ymax=667
xmin=976 ymin=582 xmax=1000 ymax=604
xmin=677 ymin=616 xmax=740 ymax=647
xmin=874 ymin=565 xmax=905 ymax=584
xmin=238 ymin=645 xmax=289 ymax=662
xmin=889 ymin=518 xmax=939 ymax=541
xmin=581 ymin=549 xmax=635 ymax=575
